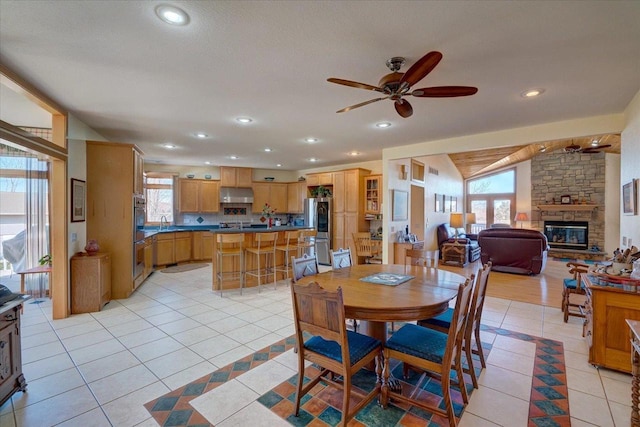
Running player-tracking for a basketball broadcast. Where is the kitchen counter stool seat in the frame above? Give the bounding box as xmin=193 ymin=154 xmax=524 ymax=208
xmin=216 ymin=233 xmax=246 ymax=296
xmin=245 ymin=232 xmax=278 ymax=292
xmin=298 ymin=229 xmax=317 ymax=257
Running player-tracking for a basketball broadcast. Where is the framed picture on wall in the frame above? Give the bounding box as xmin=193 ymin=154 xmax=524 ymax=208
xmin=444 ymin=195 xmax=451 ymax=213
xmin=71 ymin=178 xmax=86 ymax=222
xmin=392 ymin=190 xmax=408 ymax=221
xmin=434 ymin=193 xmax=441 ymax=212
xmin=451 ymin=196 xmax=457 ymax=212
xmin=623 ymin=180 xmax=637 ymax=215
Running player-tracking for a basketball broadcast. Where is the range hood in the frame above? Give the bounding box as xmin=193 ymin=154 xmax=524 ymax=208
xmin=219 ymin=187 xmax=254 ymax=204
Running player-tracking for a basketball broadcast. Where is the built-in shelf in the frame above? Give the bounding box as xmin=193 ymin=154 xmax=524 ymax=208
xmin=536 ymin=204 xmax=599 ymax=212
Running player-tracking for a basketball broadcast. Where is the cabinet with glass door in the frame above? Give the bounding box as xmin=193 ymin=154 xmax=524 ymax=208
xmin=364 ymin=175 xmax=382 ymax=214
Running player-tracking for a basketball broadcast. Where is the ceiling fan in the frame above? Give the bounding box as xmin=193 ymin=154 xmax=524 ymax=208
xmin=327 ymin=51 xmax=478 ymax=118
xmin=563 ymin=141 xmax=612 ymax=153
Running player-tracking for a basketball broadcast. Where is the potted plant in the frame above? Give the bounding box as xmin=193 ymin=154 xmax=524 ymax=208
xmin=38 ymin=254 xmax=52 ymax=266
xmin=311 ymin=185 xmax=332 ymax=198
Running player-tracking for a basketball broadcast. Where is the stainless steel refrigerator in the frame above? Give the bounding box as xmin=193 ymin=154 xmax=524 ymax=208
xmin=303 ymin=198 xmax=331 ymax=265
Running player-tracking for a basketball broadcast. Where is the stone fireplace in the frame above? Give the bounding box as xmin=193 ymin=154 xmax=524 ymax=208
xmin=531 ymin=151 xmax=606 ymax=258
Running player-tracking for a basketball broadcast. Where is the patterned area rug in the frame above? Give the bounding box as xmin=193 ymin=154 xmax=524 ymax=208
xmin=161 ymin=263 xmax=209 ymax=273
xmin=145 ymin=326 xmax=570 ymax=426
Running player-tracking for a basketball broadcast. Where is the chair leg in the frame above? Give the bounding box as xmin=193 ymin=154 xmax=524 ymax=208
xmin=341 ymin=371 xmax=351 ymax=426
xmin=474 ymin=326 xmax=486 ymax=369
xmin=440 ymin=369 xmax=456 ymax=427
xmin=455 ymin=354 xmax=469 ymax=404
xmin=465 ymin=343 xmax=479 ymax=389
xmin=562 ymin=288 xmax=569 ymax=322
xmin=381 ymin=350 xmax=390 ymax=408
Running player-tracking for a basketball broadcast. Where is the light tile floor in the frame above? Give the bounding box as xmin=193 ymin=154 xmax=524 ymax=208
xmin=0 ymin=261 xmax=633 ymax=426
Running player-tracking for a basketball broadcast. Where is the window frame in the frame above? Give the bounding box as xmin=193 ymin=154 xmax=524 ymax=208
xmin=465 ymin=167 xmax=517 ymax=229
xmin=145 ymin=172 xmax=176 ymax=225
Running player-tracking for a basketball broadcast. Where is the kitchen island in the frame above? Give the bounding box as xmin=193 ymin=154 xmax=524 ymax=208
xmin=211 ymin=227 xmax=313 ymax=292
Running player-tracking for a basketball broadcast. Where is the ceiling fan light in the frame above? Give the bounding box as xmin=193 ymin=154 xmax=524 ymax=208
xmin=591 ymin=139 xmax=599 ymax=146
xmin=539 ymin=146 xmax=546 ymax=153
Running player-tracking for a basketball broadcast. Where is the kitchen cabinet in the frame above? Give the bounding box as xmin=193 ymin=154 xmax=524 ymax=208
xmin=175 ymin=232 xmax=192 ymax=263
xmin=133 ymin=148 xmax=144 ymax=196
xmin=87 ymin=141 xmax=143 ymax=299
xmin=71 ymin=252 xmax=111 ymax=314
xmin=178 ymin=179 xmax=220 ymax=213
xmin=287 ymin=182 xmax=307 ymax=214
xmin=252 ymin=182 xmax=288 ymax=214
xmin=364 ymin=175 xmax=382 ymax=214
xmin=583 ymin=274 xmax=640 ymax=373
xmin=193 ymin=231 xmax=214 ymax=261
xmin=0 ymin=300 xmax=27 ymax=407
xmin=306 ymin=172 xmax=333 ymax=187
xmin=332 ymin=168 xmax=369 ymax=259
xmin=143 ymin=236 xmax=155 ymax=279
xmin=156 ymin=233 xmax=175 ymax=266
xmin=220 ymin=167 xmax=253 ymax=187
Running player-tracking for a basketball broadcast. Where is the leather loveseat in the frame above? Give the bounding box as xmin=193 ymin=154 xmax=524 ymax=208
xmin=436 ymin=223 xmax=481 ymax=263
xmin=477 ymin=228 xmax=549 ymax=275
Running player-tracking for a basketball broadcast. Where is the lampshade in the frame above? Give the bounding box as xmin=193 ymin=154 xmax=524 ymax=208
xmin=514 ymin=212 xmax=529 ymax=222
xmin=465 ymin=213 xmax=477 ymax=225
xmin=450 ymin=212 xmax=464 ymax=228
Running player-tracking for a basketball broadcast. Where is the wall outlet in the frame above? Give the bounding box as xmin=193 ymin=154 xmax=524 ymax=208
xmin=71 ymin=232 xmax=77 ymax=242
xmin=623 ymin=236 xmax=627 ymax=246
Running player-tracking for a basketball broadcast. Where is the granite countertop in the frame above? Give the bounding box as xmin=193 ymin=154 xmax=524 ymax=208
xmin=142 ymin=225 xmax=312 ymax=238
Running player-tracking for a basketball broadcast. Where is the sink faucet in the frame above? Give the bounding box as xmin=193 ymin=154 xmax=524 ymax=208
xmin=160 ymin=215 xmax=168 ymax=231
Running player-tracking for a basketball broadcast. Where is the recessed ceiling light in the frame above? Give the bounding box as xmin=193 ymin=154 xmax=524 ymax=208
xmin=276 ymin=163 xmax=282 ymax=167
xmin=376 ymin=122 xmax=392 ymax=128
xmin=591 ymin=139 xmax=599 ymax=147
xmin=155 ymin=5 xmax=190 ymax=26
xmin=229 ymin=155 xmax=239 ymax=160
xmin=539 ymin=146 xmax=547 ymax=153
xmin=349 ymin=151 xmax=360 ymax=156
xmin=309 ymin=158 xmax=318 ymax=162
xmin=305 ymin=137 xmax=318 ymax=143
xmin=194 ymin=132 xmax=208 ymax=139
xmin=205 ymin=161 xmax=212 ymax=165
xmin=162 ymin=143 xmax=177 ymax=149
xmin=236 ymin=117 xmax=253 ymax=124
xmin=264 ymin=148 xmax=272 ymax=152
xmin=521 ymin=88 xmax=545 ymax=98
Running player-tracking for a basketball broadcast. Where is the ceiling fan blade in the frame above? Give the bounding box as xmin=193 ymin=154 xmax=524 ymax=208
xmin=411 ymin=86 xmax=478 ymax=97
xmin=336 ymin=96 xmax=389 ymax=113
xmin=582 ymin=144 xmax=612 ymax=153
xmin=327 ymin=78 xmax=383 ymax=92
xmin=394 ymin=99 xmax=413 ymax=118
xmin=399 ymin=51 xmax=443 ymax=87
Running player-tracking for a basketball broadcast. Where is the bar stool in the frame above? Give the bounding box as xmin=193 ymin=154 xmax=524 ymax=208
xmin=216 ymin=233 xmax=245 ymax=296
xmin=297 ymin=229 xmax=317 ymax=257
xmin=245 ymin=232 xmax=278 ymax=292
xmin=275 ymin=230 xmax=300 ymax=281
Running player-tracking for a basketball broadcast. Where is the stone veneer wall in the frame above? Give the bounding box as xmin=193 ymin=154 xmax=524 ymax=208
xmin=530 ymin=151 xmax=605 ymax=251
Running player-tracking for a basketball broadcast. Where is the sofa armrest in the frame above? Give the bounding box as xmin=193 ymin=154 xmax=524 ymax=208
xmin=446 ymin=238 xmax=471 ymax=245
xmin=466 ymin=233 xmax=478 ymax=241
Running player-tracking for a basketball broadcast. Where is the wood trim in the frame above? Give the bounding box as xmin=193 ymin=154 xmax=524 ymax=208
xmin=51 ymin=157 xmax=69 ymax=319
xmin=0 ymin=63 xmax=67 ymax=115
xmin=0 ymin=120 xmax=67 ymax=160
xmin=536 ymin=204 xmax=599 ymax=212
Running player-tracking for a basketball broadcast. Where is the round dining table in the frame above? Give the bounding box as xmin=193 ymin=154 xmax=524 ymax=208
xmin=296 ymin=263 xmax=468 ymax=343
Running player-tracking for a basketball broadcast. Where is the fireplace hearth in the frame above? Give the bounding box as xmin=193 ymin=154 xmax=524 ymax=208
xmin=544 ymin=221 xmax=589 ymax=251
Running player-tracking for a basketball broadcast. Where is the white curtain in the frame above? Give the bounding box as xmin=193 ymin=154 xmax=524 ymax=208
xmin=24 ymin=156 xmax=50 ymax=298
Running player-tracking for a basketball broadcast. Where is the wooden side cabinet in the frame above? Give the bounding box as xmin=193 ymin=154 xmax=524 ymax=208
xmin=0 ymin=300 xmax=27 ymax=406
xmin=71 ymin=253 xmax=111 ymax=314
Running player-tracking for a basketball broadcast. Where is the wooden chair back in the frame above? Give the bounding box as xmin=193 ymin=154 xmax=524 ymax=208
xmin=464 ymin=262 xmax=492 ymax=353
xmin=217 ymin=233 xmax=245 ymax=245
xmin=252 ymin=231 xmax=278 ymax=251
xmin=298 ymin=229 xmax=317 ymax=256
xmin=404 ymin=249 xmax=439 ymax=269
xmin=291 ymin=254 xmax=319 ymax=282
xmin=291 ymin=282 xmax=346 ymax=350
xmin=567 ymin=261 xmax=589 ymax=291
xmin=352 ymin=232 xmax=377 ymax=257
xmin=330 ymin=248 xmax=352 ymax=269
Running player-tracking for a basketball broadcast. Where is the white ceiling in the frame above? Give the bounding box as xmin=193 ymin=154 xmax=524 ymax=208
xmin=1 ymin=1 xmax=639 ymax=170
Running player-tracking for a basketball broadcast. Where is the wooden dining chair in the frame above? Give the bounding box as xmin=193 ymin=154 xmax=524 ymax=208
xmin=291 ymin=253 xmax=319 ymax=283
xmin=291 ymin=281 xmax=383 ymax=427
xmin=381 ymin=276 xmax=474 ymax=427
xmin=562 ymin=261 xmax=589 ymax=323
xmin=417 ymin=262 xmax=492 ymax=388
xmin=352 ymin=232 xmax=382 ymax=264
xmin=404 ymin=248 xmax=439 ymax=269
xmin=330 ymin=248 xmax=353 ymax=270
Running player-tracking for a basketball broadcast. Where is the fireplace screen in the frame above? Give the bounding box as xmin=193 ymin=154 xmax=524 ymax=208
xmin=544 ymin=221 xmax=588 ymax=250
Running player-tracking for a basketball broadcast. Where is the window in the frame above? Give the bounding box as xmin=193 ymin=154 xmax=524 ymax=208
xmin=466 ymin=168 xmax=516 ymax=231
xmin=146 ymin=173 xmax=174 ymax=223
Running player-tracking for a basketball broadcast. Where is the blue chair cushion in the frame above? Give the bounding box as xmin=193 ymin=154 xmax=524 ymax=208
xmin=563 ymin=278 xmax=578 ymax=289
xmin=385 ymin=324 xmax=448 ymax=364
xmin=304 ymin=331 xmax=381 ymax=365
xmin=419 ymin=308 xmax=453 ymax=330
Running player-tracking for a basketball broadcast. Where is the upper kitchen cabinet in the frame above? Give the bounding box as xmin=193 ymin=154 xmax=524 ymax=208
xmin=252 ymin=182 xmax=288 ymax=213
xmin=220 ymin=166 xmax=253 ymax=187
xmin=287 ymin=181 xmax=307 ymax=213
xmin=306 ymin=172 xmax=333 ymax=187
xmin=86 ymin=141 xmax=142 ymax=299
xmin=133 ymin=148 xmax=144 ymax=196
xmin=364 ymin=175 xmax=382 ymax=214
xmin=178 ymin=179 xmax=220 ymax=213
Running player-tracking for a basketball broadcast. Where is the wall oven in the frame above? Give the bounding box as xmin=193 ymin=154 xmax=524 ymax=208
xmin=134 ymin=196 xmax=146 ymax=242
xmin=134 ymin=240 xmax=144 ymax=279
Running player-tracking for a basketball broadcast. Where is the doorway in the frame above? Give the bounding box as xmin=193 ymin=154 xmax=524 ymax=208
xmin=410 ymin=185 xmax=425 ymax=241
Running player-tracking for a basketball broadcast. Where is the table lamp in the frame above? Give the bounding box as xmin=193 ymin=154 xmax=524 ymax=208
xmin=450 ymin=212 xmax=464 ymax=240
xmin=514 ymin=212 xmax=529 ymax=228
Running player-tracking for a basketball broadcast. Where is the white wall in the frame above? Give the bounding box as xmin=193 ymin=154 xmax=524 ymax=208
xmin=621 ymin=90 xmax=640 ymax=250
xmin=605 ymin=154 xmax=621 ymax=254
